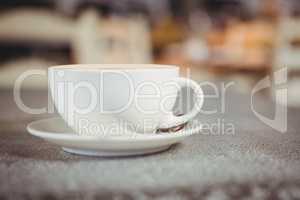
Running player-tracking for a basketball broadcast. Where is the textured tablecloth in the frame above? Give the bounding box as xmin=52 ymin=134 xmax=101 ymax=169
xmin=0 ymin=86 xmax=300 ymax=199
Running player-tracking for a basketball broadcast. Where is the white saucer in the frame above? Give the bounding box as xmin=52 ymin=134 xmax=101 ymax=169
xmin=27 ymin=117 xmax=201 ymax=157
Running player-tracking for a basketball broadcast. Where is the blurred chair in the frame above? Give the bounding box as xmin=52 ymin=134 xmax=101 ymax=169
xmin=0 ymin=8 xmax=152 ymax=88
xmin=72 ymin=9 xmax=152 ymax=64
xmin=0 ymin=9 xmax=74 ymax=44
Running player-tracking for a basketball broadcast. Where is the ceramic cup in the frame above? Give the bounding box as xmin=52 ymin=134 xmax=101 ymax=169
xmin=49 ymin=64 xmax=203 ymax=136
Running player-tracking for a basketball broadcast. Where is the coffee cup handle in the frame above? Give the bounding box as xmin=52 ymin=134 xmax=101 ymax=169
xmin=158 ymin=77 xmax=204 ymax=129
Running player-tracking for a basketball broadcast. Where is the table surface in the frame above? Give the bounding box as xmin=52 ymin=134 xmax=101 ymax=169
xmin=0 ymin=86 xmax=300 ymax=199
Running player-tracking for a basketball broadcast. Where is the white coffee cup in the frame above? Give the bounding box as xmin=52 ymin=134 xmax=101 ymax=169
xmin=49 ymin=64 xmax=203 ymax=136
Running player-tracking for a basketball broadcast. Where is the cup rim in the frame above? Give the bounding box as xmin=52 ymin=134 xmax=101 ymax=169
xmin=49 ymin=64 xmax=179 ymax=71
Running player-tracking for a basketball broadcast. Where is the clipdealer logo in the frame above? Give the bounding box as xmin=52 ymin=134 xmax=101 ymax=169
xmin=13 ymin=67 xmax=288 ymax=134
xmin=251 ymin=68 xmax=287 ymax=133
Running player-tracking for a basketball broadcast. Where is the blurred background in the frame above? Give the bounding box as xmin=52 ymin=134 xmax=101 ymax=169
xmin=0 ymin=0 xmax=299 ymax=107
